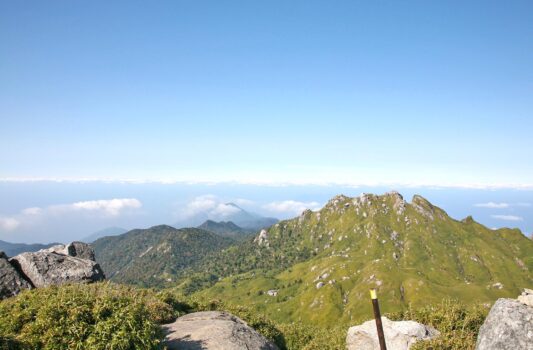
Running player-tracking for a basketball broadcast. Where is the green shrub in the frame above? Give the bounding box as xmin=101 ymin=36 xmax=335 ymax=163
xmin=0 ymin=282 xmax=174 ymax=350
xmin=387 ymin=299 xmax=489 ymax=350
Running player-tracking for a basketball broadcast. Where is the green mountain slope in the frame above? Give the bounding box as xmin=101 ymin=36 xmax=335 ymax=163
xmin=190 ymin=192 xmax=533 ymax=326
xmin=197 ymin=220 xmax=253 ymax=239
xmin=92 ymin=225 xmax=235 ymax=287
xmin=81 ymin=226 xmax=128 ymax=243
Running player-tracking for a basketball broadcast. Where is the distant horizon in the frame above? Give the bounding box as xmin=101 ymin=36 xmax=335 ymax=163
xmin=1 ymin=2 xmax=532 ymax=243
xmin=1 ymin=181 xmax=531 ymax=244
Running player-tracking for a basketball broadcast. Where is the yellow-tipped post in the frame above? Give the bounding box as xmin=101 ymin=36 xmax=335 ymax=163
xmin=370 ymin=288 xmax=387 ymax=350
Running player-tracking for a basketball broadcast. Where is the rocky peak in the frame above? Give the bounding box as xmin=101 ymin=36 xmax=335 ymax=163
xmin=462 ymin=216 xmax=475 ymax=224
xmin=411 ymin=195 xmax=437 ymax=220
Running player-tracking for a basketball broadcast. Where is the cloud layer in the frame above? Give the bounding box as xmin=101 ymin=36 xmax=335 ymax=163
xmin=179 ymin=195 xmax=244 ymax=221
xmin=0 ymin=217 xmax=20 ymax=231
xmin=263 ymin=200 xmax=321 ymax=216
xmin=0 ymin=198 xmax=142 ymax=232
xmin=70 ymin=198 xmax=142 ymax=216
xmin=491 ymin=215 xmax=523 ymax=222
xmin=474 ymin=202 xmax=510 ymax=209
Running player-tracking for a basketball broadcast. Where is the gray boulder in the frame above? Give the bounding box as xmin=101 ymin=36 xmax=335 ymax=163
xmin=346 ymin=316 xmax=439 ymax=350
xmin=475 ymin=297 xmax=533 ymax=350
xmin=10 ymin=251 xmax=105 ymax=288
xmin=162 ymin=311 xmax=279 ymax=350
xmin=43 ymin=241 xmax=96 ymax=261
xmin=0 ymin=251 xmax=32 ymax=299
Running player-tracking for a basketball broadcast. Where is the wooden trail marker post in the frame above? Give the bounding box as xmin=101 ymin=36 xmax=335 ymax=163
xmin=370 ymin=288 xmax=387 ymax=350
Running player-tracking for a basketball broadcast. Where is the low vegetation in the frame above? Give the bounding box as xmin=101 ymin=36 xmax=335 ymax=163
xmin=0 ymin=283 xmax=173 ymax=350
xmin=387 ymin=299 xmax=489 ymax=350
xmin=0 ymin=282 xmax=491 ymax=350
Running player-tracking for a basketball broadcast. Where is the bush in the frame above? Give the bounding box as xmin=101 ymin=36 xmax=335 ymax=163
xmin=0 ymin=282 xmax=174 ymax=350
xmin=387 ymin=299 xmax=489 ymax=350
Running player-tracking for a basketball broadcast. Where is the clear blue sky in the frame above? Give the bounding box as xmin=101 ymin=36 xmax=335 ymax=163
xmin=1 ymin=0 xmax=532 ymax=186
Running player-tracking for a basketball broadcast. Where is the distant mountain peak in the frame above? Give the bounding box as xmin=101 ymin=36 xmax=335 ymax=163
xmin=224 ymin=203 xmax=242 ymax=209
xmin=197 ymin=220 xmax=252 ymax=239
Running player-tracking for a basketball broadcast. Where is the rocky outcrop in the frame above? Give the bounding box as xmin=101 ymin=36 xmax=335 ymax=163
xmin=10 ymin=250 xmax=104 ymax=288
xmin=44 ymin=241 xmax=96 ymax=261
xmin=0 ymin=242 xmax=105 ymax=299
xmin=475 ymin=291 xmax=533 ymax=350
xmin=346 ymin=316 xmax=439 ymax=350
xmin=254 ymin=229 xmax=269 ymax=246
xmin=162 ymin=311 xmax=279 ymax=350
xmin=0 ymin=251 xmax=33 ymax=299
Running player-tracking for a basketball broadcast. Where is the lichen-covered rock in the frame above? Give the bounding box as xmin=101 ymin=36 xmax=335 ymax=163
xmin=346 ymin=316 xmax=439 ymax=350
xmin=0 ymin=251 xmax=32 ymax=299
xmin=10 ymin=251 xmax=105 ymax=288
xmin=162 ymin=311 xmax=279 ymax=350
xmin=43 ymin=241 xmax=96 ymax=261
xmin=475 ymin=298 xmax=533 ymax=350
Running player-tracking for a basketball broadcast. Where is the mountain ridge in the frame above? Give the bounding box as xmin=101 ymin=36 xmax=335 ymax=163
xmin=197 ymin=220 xmax=253 ymax=239
xmin=175 ymin=203 xmax=278 ymax=231
xmin=92 ymin=225 xmax=235 ymax=287
xmin=0 ymin=240 xmax=60 ymax=257
xmin=188 ymin=192 xmax=533 ymax=325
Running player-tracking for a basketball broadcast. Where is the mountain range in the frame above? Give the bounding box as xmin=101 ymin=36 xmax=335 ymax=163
xmin=92 ymin=225 xmax=234 ymax=287
xmin=0 ymin=240 xmax=59 ymax=257
xmin=186 ymin=192 xmax=533 ymax=325
xmin=91 ymin=192 xmax=533 ymax=326
xmin=197 ymin=220 xmax=253 ymax=239
xmin=81 ymin=227 xmax=128 ymax=243
xmin=175 ymin=203 xmax=278 ymax=231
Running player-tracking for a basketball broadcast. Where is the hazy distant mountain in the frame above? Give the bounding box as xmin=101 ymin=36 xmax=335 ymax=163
xmin=197 ymin=220 xmax=253 ymax=239
xmin=92 ymin=225 xmax=234 ymax=287
xmin=176 ymin=203 xmax=278 ymax=231
xmin=81 ymin=227 xmax=128 ymax=243
xmin=189 ymin=192 xmax=533 ymax=326
xmin=0 ymin=240 xmax=59 ymax=257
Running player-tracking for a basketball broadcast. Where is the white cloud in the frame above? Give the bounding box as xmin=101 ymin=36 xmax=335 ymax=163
xmin=0 ymin=217 xmax=20 ymax=231
xmin=234 ymin=198 xmax=254 ymax=206
xmin=21 ymin=207 xmax=43 ymax=215
xmin=181 ymin=195 xmax=218 ymax=218
xmin=0 ymin=198 xmax=143 ymax=233
xmin=179 ymin=195 xmax=254 ymax=220
xmin=491 ymin=215 xmax=523 ymax=222
xmin=474 ymin=202 xmax=509 ymax=208
xmin=263 ymin=200 xmax=322 ymax=216
xmin=210 ymin=203 xmax=241 ymax=218
xmin=70 ymin=198 xmax=142 ymax=216
xmin=2 ymin=177 xmax=533 ymax=191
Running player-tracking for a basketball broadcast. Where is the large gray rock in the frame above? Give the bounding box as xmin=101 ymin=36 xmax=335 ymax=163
xmin=0 ymin=251 xmax=32 ymax=299
xmin=475 ymin=297 xmax=533 ymax=350
xmin=10 ymin=251 xmax=105 ymax=288
xmin=162 ymin=311 xmax=279 ymax=350
xmin=43 ymin=241 xmax=96 ymax=261
xmin=346 ymin=316 xmax=439 ymax=350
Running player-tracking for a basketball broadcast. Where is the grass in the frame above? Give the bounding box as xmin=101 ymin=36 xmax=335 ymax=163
xmin=0 ymin=282 xmax=174 ymax=350
xmin=0 ymin=283 xmax=491 ymax=350
xmin=387 ymin=299 xmax=489 ymax=350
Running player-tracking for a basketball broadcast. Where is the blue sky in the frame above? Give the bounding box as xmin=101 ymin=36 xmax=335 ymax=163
xmin=1 ymin=1 xmax=532 ymax=186
xmin=0 ymin=2 xmax=532 ymax=242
